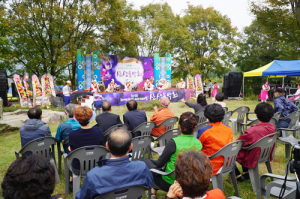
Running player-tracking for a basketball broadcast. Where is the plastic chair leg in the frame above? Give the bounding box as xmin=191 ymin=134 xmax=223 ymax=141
xmin=230 ymin=170 xmax=240 ymax=197
xmin=232 ymin=121 xmax=237 ymax=136
xmin=73 ymin=174 xmax=81 ymax=199
xmin=265 ymin=161 xmax=274 ymax=181
xmin=211 ymin=174 xmax=223 ymax=191
xmin=285 ymin=143 xmax=291 ymax=158
xmin=64 ymin=164 xmax=70 ymax=195
xmin=50 ymin=158 xmax=60 ymax=184
xmin=249 ymin=164 xmax=260 ymax=193
xmin=58 ymin=151 xmax=62 ymax=174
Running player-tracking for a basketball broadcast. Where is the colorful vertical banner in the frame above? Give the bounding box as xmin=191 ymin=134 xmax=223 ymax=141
xmin=153 ymin=53 xmax=160 ymax=88
xmin=77 ymin=49 xmax=85 ymax=91
xmin=160 ymin=57 xmax=166 ymax=81
xmin=85 ymin=54 xmax=93 ymax=90
xmin=166 ymin=54 xmax=172 ymax=84
xmin=93 ymin=51 xmax=101 ymax=84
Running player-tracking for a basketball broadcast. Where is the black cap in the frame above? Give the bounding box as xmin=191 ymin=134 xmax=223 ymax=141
xmin=275 ymin=87 xmax=285 ymax=93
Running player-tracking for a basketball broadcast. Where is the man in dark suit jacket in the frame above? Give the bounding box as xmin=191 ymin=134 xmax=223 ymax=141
xmin=95 ymin=101 xmax=122 ymax=142
xmin=123 ymin=100 xmax=147 ymax=137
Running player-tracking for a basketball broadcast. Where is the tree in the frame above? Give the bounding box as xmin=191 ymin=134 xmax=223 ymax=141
xmin=5 ymin=0 xmax=140 ymax=87
xmin=137 ymin=2 xmax=176 ymax=57
xmin=172 ymin=5 xmax=237 ymax=80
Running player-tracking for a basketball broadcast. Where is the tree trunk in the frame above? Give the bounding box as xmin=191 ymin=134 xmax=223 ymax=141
xmin=71 ymin=60 xmax=77 ymax=90
xmin=296 ymin=1 xmax=300 ymax=29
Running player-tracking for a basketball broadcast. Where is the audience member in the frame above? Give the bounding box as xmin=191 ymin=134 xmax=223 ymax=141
xmin=69 ymin=106 xmax=103 ymax=179
xmin=181 ymin=93 xmax=208 ymax=113
xmin=197 ymin=104 xmax=233 ymax=176
xmin=20 ymin=107 xmax=51 ymax=147
xmin=235 ymin=102 xmax=275 ymax=180
xmin=144 ymin=112 xmax=202 ymax=198
xmin=150 ymin=97 xmax=174 ymax=137
xmin=208 ymin=80 xmax=213 ymax=97
xmin=274 ymin=87 xmax=298 ymax=133
xmin=95 ymin=100 xmax=122 ymax=135
xmin=76 ymin=128 xmax=153 ymax=199
xmin=123 ymin=100 xmax=147 ymax=137
xmin=166 ymin=150 xmax=225 ymax=199
xmin=55 ymin=104 xmax=81 ymax=154
xmin=1 ymin=154 xmax=62 ymax=199
xmin=215 ymin=92 xmax=226 ymax=108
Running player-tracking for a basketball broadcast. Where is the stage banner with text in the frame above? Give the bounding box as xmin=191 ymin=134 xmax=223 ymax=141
xmin=94 ymin=89 xmax=196 ymax=106
xmin=85 ymin=54 xmax=93 ymax=90
xmin=77 ymin=50 xmax=85 ymax=90
xmin=153 ymin=53 xmax=160 ymax=88
xmin=100 ymin=55 xmax=154 ymax=89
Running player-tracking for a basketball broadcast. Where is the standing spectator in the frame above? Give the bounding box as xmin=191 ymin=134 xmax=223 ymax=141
xmin=235 ymin=103 xmax=275 ymax=179
xmin=123 ymin=100 xmax=147 ymax=137
xmin=143 ymin=112 xmax=202 ymax=198
xmin=180 ymin=94 xmax=208 ymax=113
xmin=1 ymin=154 xmax=62 ymax=199
xmin=150 ymin=97 xmax=174 ymax=137
xmin=55 ymin=104 xmax=81 ymax=154
xmin=274 ymin=87 xmax=298 ymax=134
xmin=197 ymin=104 xmax=233 ymax=176
xmin=63 ymin=80 xmax=72 ymax=106
xmin=166 ymin=150 xmax=225 ymax=199
xmin=95 ymin=100 xmax=122 ymax=137
xmin=76 ymin=128 xmax=153 ymax=199
xmin=208 ymin=80 xmax=213 ymax=97
xmin=20 ymin=107 xmax=51 ymax=147
xmin=214 ymin=92 xmax=226 ymax=108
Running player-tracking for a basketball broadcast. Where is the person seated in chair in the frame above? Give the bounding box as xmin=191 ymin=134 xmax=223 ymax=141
xmin=197 ymin=104 xmax=233 ymax=176
xmin=20 ymin=106 xmax=52 ymax=147
xmin=123 ymin=100 xmax=147 ymax=137
xmin=1 ymin=153 xmax=62 ymax=199
xmin=95 ymin=100 xmax=122 ymax=142
xmin=181 ymin=93 xmax=208 ymax=113
xmin=235 ymin=102 xmax=276 ymax=180
xmin=165 ymin=150 xmax=225 ymax=199
xmin=214 ymin=92 xmax=226 ymax=108
xmin=274 ymin=87 xmax=298 ymax=135
xmin=76 ymin=128 xmax=153 ymax=199
xmin=150 ymin=97 xmax=174 ymax=137
xmin=143 ymin=112 xmax=202 ymax=198
xmin=55 ymin=104 xmax=81 ymax=154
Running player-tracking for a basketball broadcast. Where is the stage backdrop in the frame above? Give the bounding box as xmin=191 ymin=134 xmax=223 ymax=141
xmin=100 ymin=55 xmax=154 ymax=89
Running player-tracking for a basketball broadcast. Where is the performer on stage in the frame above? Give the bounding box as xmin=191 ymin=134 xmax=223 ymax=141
xmin=176 ymin=78 xmax=185 ymax=89
xmin=211 ymin=82 xmax=219 ymax=102
xmin=106 ymin=79 xmax=116 ymax=92
xmin=260 ymin=81 xmax=270 ymax=102
xmin=90 ymin=80 xmax=98 ymax=93
xmin=124 ymin=79 xmax=131 ymax=92
xmin=289 ymin=84 xmax=300 ymax=101
xmin=144 ymin=79 xmax=154 ymax=91
xmin=63 ymin=80 xmax=72 ymax=106
xmin=158 ymin=79 xmax=165 ymax=90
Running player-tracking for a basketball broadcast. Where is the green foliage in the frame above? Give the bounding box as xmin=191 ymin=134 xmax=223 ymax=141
xmin=137 ymin=100 xmax=161 ymax=111
xmin=172 ymin=5 xmax=237 ymax=80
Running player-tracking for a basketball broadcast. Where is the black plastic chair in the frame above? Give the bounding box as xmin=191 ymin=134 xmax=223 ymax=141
xmin=131 ymin=135 xmax=154 ymax=161
xmin=223 ymin=111 xmax=232 ymax=126
xmin=151 ymin=128 xmax=180 ymax=156
xmin=15 ymin=137 xmax=60 ymax=184
xmin=156 ymin=117 xmax=179 ymax=135
xmin=102 ymin=123 xmax=130 ymax=137
xmin=195 ymin=110 xmax=207 ymax=123
xmin=193 ymin=121 xmax=210 ymax=138
xmin=58 ymin=137 xmax=69 ymax=174
xmin=130 ymin=121 xmax=156 ymax=137
xmin=230 ymin=106 xmax=250 ymax=136
xmin=94 ymin=186 xmax=149 ymax=199
xmin=64 ymin=145 xmax=110 ymax=198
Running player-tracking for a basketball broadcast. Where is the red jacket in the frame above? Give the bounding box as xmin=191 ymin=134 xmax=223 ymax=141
xmin=237 ymin=122 xmax=276 ymax=169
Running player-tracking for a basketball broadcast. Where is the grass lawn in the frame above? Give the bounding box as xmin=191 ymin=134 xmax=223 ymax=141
xmin=0 ymin=98 xmax=290 ymax=199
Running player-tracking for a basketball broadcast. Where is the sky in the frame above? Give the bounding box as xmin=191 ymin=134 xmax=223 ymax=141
xmin=127 ymin=0 xmax=254 ymax=32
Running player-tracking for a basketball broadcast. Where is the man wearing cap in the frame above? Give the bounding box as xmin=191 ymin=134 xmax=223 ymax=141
xmin=55 ymin=104 xmax=81 ymax=154
xmin=274 ymin=87 xmax=298 ymax=133
xmin=150 ymin=96 xmax=174 ymax=137
xmin=63 ymin=80 xmax=72 ymax=106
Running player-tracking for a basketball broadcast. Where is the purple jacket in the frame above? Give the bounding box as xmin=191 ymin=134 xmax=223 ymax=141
xmin=274 ymin=95 xmax=298 ymax=120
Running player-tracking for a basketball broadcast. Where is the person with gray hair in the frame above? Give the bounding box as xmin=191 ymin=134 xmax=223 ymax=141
xmin=55 ymin=104 xmax=81 ymax=153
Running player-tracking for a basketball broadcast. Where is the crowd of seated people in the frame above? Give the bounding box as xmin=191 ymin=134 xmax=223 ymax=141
xmin=11 ymin=93 xmax=294 ymax=199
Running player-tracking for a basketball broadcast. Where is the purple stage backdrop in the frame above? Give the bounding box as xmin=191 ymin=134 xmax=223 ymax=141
xmin=100 ymin=55 xmax=154 ymax=89
xmin=94 ymin=89 xmax=196 ymax=106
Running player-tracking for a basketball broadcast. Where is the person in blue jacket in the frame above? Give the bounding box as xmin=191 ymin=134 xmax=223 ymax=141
xmin=76 ymin=128 xmax=153 ymax=199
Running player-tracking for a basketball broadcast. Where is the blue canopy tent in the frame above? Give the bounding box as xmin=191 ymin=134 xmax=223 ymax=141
xmin=243 ymin=60 xmax=300 ymax=98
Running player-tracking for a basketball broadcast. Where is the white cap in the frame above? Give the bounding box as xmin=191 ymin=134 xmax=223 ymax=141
xmin=126 ymin=79 xmax=130 ymax=82
xmin=181 ymin=78 xmax=183 ymax=81
xmin=147 ymin=79 xmax=149 ymax=82
xmin=66 ymin=80 xmax=71 ymax=85
xmin=111 ymin=79 xmax=114 ymax=82
xmin=92 ymin=80 xmax=97 ymax=83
